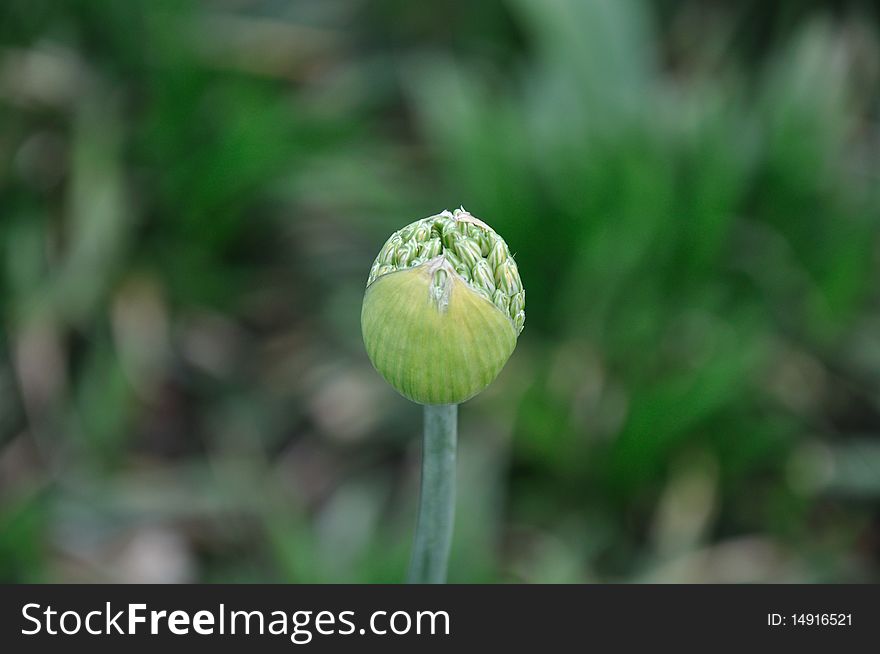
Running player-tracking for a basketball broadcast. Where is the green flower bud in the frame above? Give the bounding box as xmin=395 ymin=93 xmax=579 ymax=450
xmin=472 ymin=259 xmax=496 ymax=297
xmin=455 ymin=239 xmax=483 ymax=271
xmin=420 ymin=237 xmax=442 ymax=259
xmin=362 ymin=208 xmax=525 ymax=404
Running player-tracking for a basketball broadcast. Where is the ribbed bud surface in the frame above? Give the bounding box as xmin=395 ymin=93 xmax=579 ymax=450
xmin=367 ymin=208 xmax=525 ymax=334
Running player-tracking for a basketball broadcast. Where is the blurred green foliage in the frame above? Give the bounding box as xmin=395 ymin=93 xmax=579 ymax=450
xmin=1 ymin=0 xmax=879 ymax=582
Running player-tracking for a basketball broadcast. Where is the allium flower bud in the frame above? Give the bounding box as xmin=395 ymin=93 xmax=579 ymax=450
xmin=362 ymin=208 xmax=525 ymax=405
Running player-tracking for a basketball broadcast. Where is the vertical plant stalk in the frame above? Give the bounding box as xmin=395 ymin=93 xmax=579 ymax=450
xmin=408 ymin=403 xmax=458 ymax=584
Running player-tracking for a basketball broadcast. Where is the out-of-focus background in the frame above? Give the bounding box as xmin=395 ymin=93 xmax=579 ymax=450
xmin=2 ymin=0 xmax=880 ymax=583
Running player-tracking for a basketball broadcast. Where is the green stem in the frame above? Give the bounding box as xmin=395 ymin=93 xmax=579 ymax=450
xmin=407 ymin=403 xmax=458 ymax=584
